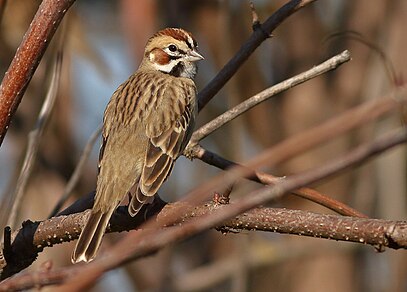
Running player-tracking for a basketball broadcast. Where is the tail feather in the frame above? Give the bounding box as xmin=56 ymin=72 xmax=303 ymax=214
xmin=128 ymin=188 xmax=154 ymax=216
xmin=71 ymin=207 xmax=115 ymax=263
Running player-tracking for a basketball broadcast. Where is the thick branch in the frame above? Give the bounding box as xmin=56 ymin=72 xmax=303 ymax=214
xmin=176 ymin=204 xmax=407 ymax=249
xmin=0 ymin=196 xmax=166 ymax=281
xmin=0 ymin=0 xmax=75 ymax=145
xmin=1 ymin=205 xmax=406 ymax=291
xmin=1 ymin=127 xmax=406 ymax=289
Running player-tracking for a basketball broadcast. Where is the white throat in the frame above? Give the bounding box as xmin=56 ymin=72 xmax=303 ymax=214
xmin=151 ymin=58 xmax=197 ymax=79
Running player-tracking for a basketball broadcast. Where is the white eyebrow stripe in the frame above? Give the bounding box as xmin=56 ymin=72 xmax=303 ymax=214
xmin=187 ymin=35 xmax=194 ymax=48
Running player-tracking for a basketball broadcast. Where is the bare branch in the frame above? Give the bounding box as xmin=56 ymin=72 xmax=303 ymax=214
xmin=0 ymin=0 xmax=75 ymax=146
xmin=1 ymin=125 xmax=405 ymax=289
xmin=193 ymin=145 xmax=367 ymax=218
xmin=0 ymin=196 xmax=166 ymax=281
xmin=190 ymin=50 xmax=351 ymax=144
xmin=7 ymin=52 xmax=63 ymax=229
xmin=1 ymin=205 xmax=406 ymax=291
xmin=197 ymin=0 xmax=318 ymax=111
xmin=178 ymin=204 xmax=406 ymax=249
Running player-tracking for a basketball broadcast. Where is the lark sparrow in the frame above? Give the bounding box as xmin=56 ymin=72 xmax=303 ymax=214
xmin=72 ymin=28 xmax=203 ymax=263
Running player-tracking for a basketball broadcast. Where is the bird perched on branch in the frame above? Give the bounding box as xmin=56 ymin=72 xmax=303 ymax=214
xmin=72 ymin=28 xmax=204 ymax=263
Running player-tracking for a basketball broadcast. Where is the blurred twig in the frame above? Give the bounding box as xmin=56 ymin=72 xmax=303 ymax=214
xmin=325 ymin=31 xmax=401 ymax=86
xmin=197 ymin=0 xmax=317 ymax=111
xmin=0 ymin=126 xmax=406 ymax=289
xmin=48 ymin=125 xmax=102 ymax=218
xmin=173 ymin=240 xmax=354 ymax=291
xmin=0 ymin=0 xmax=75 ymax=146
xmin=6 ymin=52 xmax=63 ymax=229
xmin=189 ymin=50 xmax=351 ymax=145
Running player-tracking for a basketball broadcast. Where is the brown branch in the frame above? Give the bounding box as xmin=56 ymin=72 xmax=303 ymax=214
xmin=0 ymin=0 xmax=75 ymax=146
xmin=1 ymin=202 xmax=406 ymax=290
xmin=177 ymin=204 xmax=406 ymax=249
xmin=191 ymin=50 xmax=351 ymax=144
xmin=1 ymin=206 xmax=406 ymax=291
xmin=1 ymin=126 xmax=406 ymax=290
xmin=193 ymin=145 xmax=367 ymax=218
xmin=197 ymin=0 xmax=317 ymax=111
xmin=0 ymin=196 xmax=166 ymax=281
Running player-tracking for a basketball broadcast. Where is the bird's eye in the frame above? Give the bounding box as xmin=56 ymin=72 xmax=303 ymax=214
xmin=168 ymin=44 xmax=177 ymax=52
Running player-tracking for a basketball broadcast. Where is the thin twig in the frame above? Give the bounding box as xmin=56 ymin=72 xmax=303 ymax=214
xmin=190 ymin=50 xmax=351 ymax=144
xmin=325 ymin=31 xmax=401 ymax=86
xmin=197 ymin=0 xmax=317 ymax=111
xmin=0 ymin=0 xmax=75 ymax=146
xmin=185 ymin=87 xmax=407 ymax=210
xmin=7 ymin=52 xmax=63 ymax=229
xmin=193 ymin=145 xmax=367 ymax=218
xmin=48 ymin=125 xmax=102 ymax=218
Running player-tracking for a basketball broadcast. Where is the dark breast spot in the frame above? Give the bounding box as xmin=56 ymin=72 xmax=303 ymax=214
xmin=169 ymin=62 xmax=185 ymax=77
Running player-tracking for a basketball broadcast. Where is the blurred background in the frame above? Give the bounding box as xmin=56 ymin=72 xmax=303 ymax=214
xmin=0 ymin=0 xmax=406 ymax=291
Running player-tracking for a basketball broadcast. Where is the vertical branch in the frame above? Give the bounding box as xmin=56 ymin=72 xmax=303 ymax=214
xmin=0 ymin=0 xmax=75 ymax=146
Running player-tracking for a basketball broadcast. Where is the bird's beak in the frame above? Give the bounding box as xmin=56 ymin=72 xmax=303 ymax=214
xmin=186 ymin=49 xmax=204 ymax=62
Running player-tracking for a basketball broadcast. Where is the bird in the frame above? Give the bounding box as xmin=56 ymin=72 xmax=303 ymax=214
xmin=71 ymin=28 xmax=204 ymax=263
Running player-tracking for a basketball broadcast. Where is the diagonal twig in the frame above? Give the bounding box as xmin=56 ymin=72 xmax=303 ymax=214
xmin=6 ymin=52 xmax=63 ymax=229
xmin=197 ymin=0 xmax=317 ymax=111
xmin=190 ymin=50 xmax=351 ymax=144
xmin=184 ymin=86 xmax=407 ymax=209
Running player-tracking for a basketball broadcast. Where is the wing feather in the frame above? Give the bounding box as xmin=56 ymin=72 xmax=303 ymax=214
xmin=134 ymin=80 xmax=196 ymax=202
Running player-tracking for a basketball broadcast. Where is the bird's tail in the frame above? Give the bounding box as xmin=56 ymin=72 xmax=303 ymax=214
xmin=71 ymin=206 xmax=115 ymax=263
